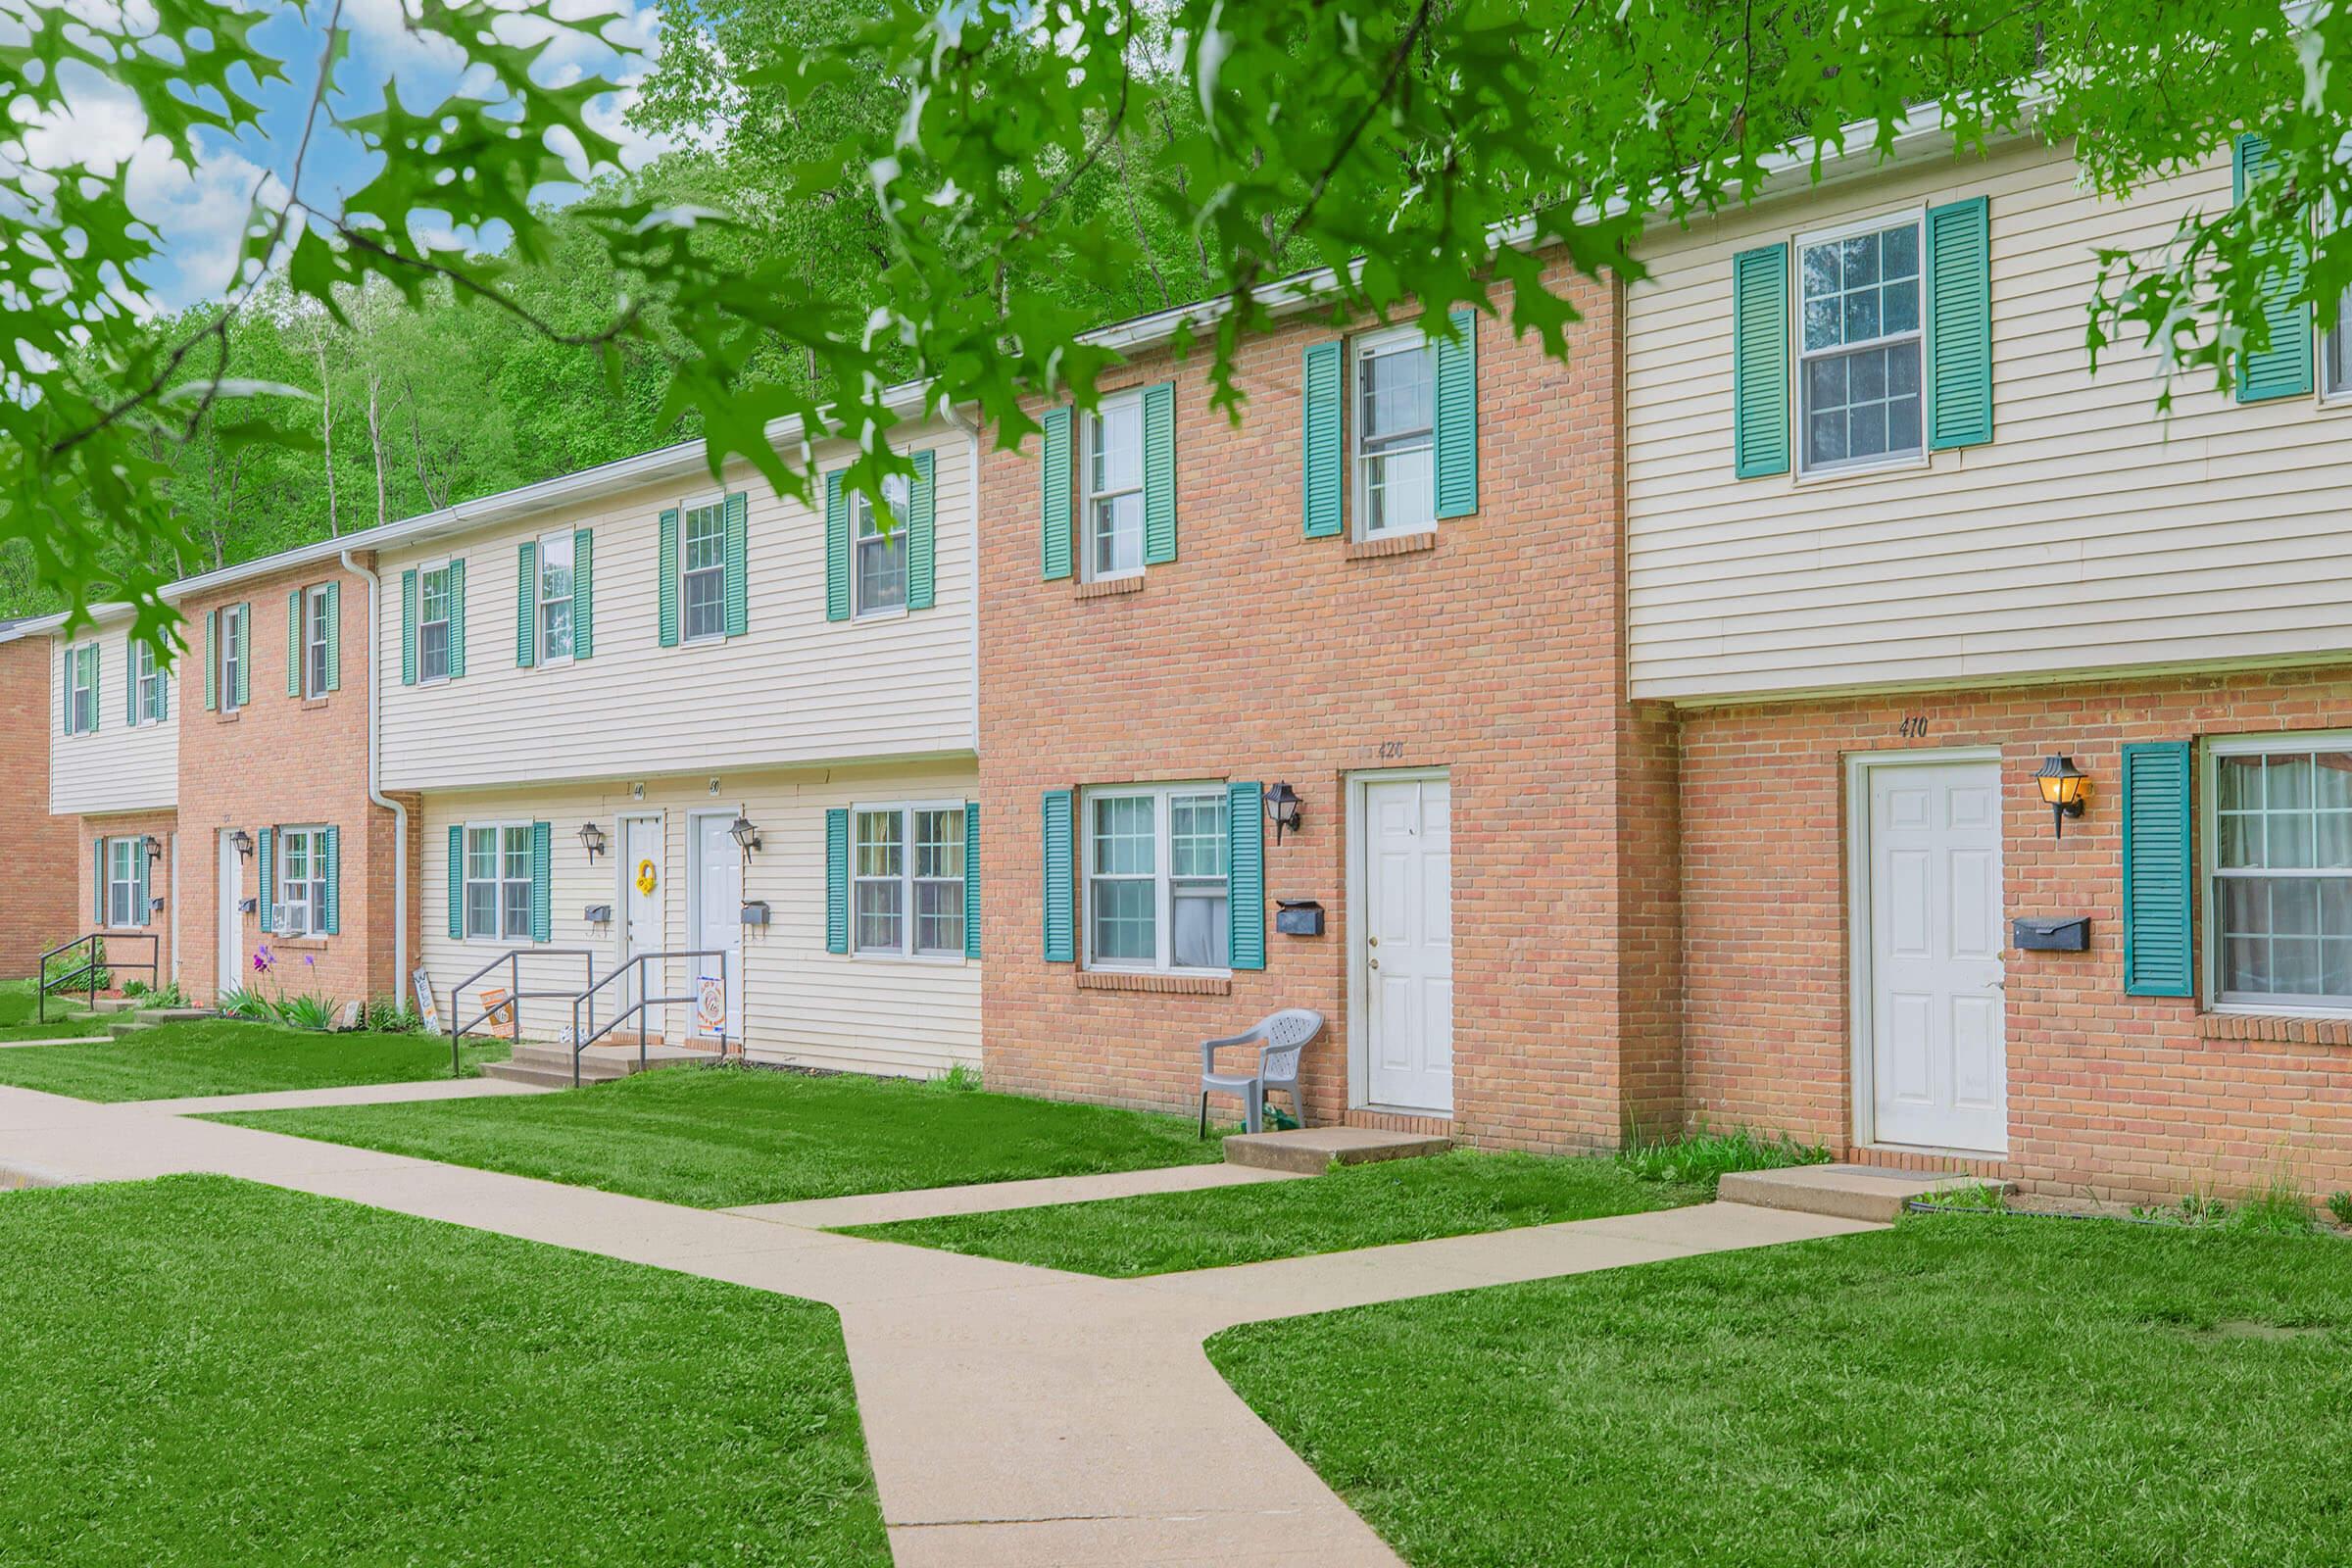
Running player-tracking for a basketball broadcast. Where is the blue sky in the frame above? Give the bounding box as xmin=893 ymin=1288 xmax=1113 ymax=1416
xmin=24 ymin=0 xmax=674 ymax=312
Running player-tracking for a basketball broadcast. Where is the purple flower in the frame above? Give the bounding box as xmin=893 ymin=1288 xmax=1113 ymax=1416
xmin=252 ymin=946 xmax=272 ymax=973
xmin=303 ymin=953 xmax=315 ymax=967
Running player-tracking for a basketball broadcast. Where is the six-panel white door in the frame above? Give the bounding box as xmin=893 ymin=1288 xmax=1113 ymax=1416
xmin=1361 ymin=776 xmax=1454 ymax=1114
xmin=1868 ymin=760 xmax=2007 ymax=1152
xmin=688 ymin=812 xmax=744 ymax=1042
xmin=618 ymin=813 xmax=664 ymax=1026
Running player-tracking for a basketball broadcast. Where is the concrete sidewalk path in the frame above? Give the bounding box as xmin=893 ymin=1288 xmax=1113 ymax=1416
xmin=0 ymin=1084 xmax=1879 ymax=1567
xmin=136 ymin=1076 xmax=550 ymax=1114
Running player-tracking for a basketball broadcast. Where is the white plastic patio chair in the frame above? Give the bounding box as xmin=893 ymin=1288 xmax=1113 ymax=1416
xmin=1199 ymin=1007 xmax=1325 ymax=1137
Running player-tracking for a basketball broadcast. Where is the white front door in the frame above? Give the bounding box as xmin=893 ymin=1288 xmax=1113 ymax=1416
xmin=1358 ymin=775 xmax=1454 ymax=1113
xmin=689 ymin=812 xmax=744 ymax=1042
xmin=618 ymin=813 xmax=664 ymax=1024
xmin=217 ymin=832 xmax=243 ymax=998
xmin=1866 ymin=760 xmax=2008 ymax=1152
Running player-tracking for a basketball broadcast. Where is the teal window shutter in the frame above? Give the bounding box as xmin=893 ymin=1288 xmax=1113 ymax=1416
xmin=285 ymin=589 xmax=302 ymax=696
xmin=722 ymin=491 xmax=749 ymax=637
xmin=1142 ymin=381 xmax=1178 ymax=564
xmin=91 ymin=839 xmax=104 ymax=925
xmin=1732 ymin=243 xmax=1790 ymax=477
xmin=1042 ymin=789 xmax=1075 ymax=962
xmin=447 ymin=825 xmax=464 ymax=940
xmin=825 ymin=808 xmax=850 ymax=954
xmin=1227 ymin=781 xmax=1265 ymax=971
xmin=232 ymin=605 xmax=250 ymax=708
xmin=203 ymin=611 xmax=218 ymax=711
xmin=1040 ymin=406 xmax=1073 ymax=580
xmin=155 ymin=656 xmax=167 ymax=721
xmin=907 ymin=448 xmax=939 ymax=609
xmin=2233 ymin=132 xmax=2314 ymax=404
xmin=323 ymin=581 xmax=341 ymax=692
xmin=1433 ymin=308 xmax=1480 ymax=517
xmin=321 ymin=825 xmax=341 ymax=936
xmin=529 ymin=821 xmax=552 ymax=943
xmin=1925 ymin=197 xmax=1993 ymax=448
xmin=572 ymin=530 xmax=594 ymax=660
xmin=1301 ymin=339 xmax=1345 ymax=537
xmin=256 ymin=827 xmax=273 ymax=935
xmin=400 ymin=569 xmax=417 ymax=686
xmin=449 ymin=560 xmax=467 ymax=678
xmin=2122 ymin=742 xmax=2194 ymax=998
xmin=515 ymin=540 xmax=537 ymax=667
xmin=963 ymin=801 xmax=981 ymax=959
xmin=657 ymin=508 xmax=681 ymax=647
xmin=824 ymin=469 xmax=852 ymax=621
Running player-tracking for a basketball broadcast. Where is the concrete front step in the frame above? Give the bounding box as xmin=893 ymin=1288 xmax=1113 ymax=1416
xmin=1719 ymin=1162 xmax=2011 ymax=1224
xmin=478 ymin=1042 xmax=714 ymax=1089
xmin=1225 ymin=1126 xmax=1453 ymax=1175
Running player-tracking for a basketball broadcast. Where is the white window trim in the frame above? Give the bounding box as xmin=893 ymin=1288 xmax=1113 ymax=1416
xmin=65 ymin=643 xmax=97 ymax=736
xmin=1080 ymin=388 xmax=1148 ymax=583
xmin=852 ymin=474 xmax=916 ymax=617
xmin=535 ymin=529 xmax=576 ymax=668
xmin=219 ymin=605 xmax=245 ymax=712
xmin=678 ymin=490 xmax=729 ymax=646
xmin=133 ymin=640 xmax=164 ymax=727
xmin=301 ymin=583 xmax=333 ymax=699
xmin=1080 ymin=781 xmax=1233 ymax=978
xmin=459 ymin=818 xmax=537 ymax=946
xmin=2201 ymin=728 xmax=2352 ymax=1016
xmin=1790 ymin=205 xmax=1932 ymax=484
xmin=2320 ymin=275 xmax=2352 ymax=408
xmin=274 ymin=823 xmax=329 ymax=940
xmin=1349 ymin=323 xmax=1438 ymax=542
xmin=849 ymin=799 xmax=968 ymax=962
xmin=416 ymin=558 xmax=456 ymax=687
xmin=105 ymin=836 xmax=146 ymax=929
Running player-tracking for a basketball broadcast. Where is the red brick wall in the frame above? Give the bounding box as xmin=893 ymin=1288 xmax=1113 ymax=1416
xmin=1681 ymin=667 xmax=2352 ymax=1205
xmin=71 ymin=808 xmax=178 ymax=995
xmin=977 ymin=269 xmax=1678 ymax=1151
xmin=176 ymin=561 xmax=403 ymax=1010
xmin=0 ymin=637 xmax=78 ymax=976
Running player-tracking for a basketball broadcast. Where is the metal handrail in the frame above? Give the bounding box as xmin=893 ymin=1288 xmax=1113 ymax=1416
xmin=37 ymin=932 xmax=161 ymax=1024
xmin=568 ymin=949 xmax=733 ymax=1087
xmin=442 ymin=947 xmax=600 ymax=1077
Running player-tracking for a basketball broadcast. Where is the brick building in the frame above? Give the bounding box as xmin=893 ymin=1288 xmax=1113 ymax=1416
xmin=0 ymin=623 xmax=82 ymax=977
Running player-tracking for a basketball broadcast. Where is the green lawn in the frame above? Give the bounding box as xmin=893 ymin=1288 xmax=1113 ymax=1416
xmin=0 ymin=1019 xmax=505 ymax=1102
xmin=0 ymin=1175 xmax=885 ymax=1566
xmin=1209 ymin=1214 xmax=2352 ymax=1567
xmin=219 ymin=1063 xmax=1224 ymax=1207
xmin=841 ymin=1151 xmax=1709 ymax=1275
xmin=0 ymin=976 xmax=106 ymax=1043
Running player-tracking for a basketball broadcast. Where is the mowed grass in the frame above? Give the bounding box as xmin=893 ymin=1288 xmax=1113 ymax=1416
xmin=1209 ymin=1214 xmax=2352 ymax=1567
xmin=219 ymin=1064 xmax=1224 ymax=1207
xmin=842 ymin=1151 xmax=1710 ymax=1275
xmin=0 ymin=1018 xmax=505 ymax=1102
xmin=0 ymin=977 xmax=106 ymax=1043
xmin=0 ymin=1175 xmax=886 ymax=1567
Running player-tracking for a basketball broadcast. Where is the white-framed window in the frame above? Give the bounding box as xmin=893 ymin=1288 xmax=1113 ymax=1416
xmin=65 ymin=643 xmax=97 ymax=735
xmin=418 ymin=564 xmax=454 ymax=684
xmin=220 ymin=604 xmax=244 ymax=712
xmin=537 ymin=530 xmax=575 ymax=663
xmin=106 ymin=837 xmax=144 ymax=928
xmin=853 ymin=803 xmax=966 ymax=957
xmin=134 ymin=640 xmax=165 ymax=724
xmin=1083 ymin=391 xmax=1147 ymax=579
xmin=1796 ymin=211 xmax=1925 ymax=475
xmin=855 ymin=476 xmax=911 ymax=615
xmin=1352 ymin=325 xmax=1437 ymax=539
xmin=275 ymin=825 xmax=329 ymax=939
xmin=1083 ymin=784 xmax=1229 ymax=974
xmin=2207 ymin=734 xmax=2352 ymax=1010
xmin=463 ymin=822 xmax=534 ymax=942
xmin=681 ymin=500 xmax=726 ymax=642
xmin=302 ymin=584 xmax=333 ymax=698
xmin=2325 ymin=282 xmax=2352 ymax=403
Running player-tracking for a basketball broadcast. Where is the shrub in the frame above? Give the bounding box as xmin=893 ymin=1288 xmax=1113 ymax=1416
xmin=2329 ymin=1192 xmax=2352 ymax=1229
xmin=270 ymin=993 xmax=339 ymax=1032
xmin=1617 ymin=1123 xmax=1833 ymax=1193
xmin=217 ymin=985 xmax=271 ymax=1021
xmin=928 ymin=1061 xmax=983 ymax=1093
xmin=367 ymin=996 xmax=423 ymax=1034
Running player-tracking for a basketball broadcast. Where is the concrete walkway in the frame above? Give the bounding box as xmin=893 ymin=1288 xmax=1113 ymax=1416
xmin=0 ymin=1085 xmax=1880 ymax=1567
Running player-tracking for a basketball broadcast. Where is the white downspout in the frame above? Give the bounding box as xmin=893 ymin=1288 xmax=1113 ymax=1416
xmin=943 ymin=401 xmax=983 ymax=757
xmin=341 ymin=549 xmax=409 ymax=995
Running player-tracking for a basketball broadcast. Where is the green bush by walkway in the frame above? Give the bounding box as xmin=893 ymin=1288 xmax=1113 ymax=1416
xmin=220 ymin=1063 xmax=1223 ymax=1207
xmin=1210 ymin=1213 xmax=2352 ymax=1567
xmin=842 ymin=1151 xmax=1709 ymax=1275
xmin=0 ymin=1018 xmax=505 ymax=1102
xmin=0 ymin=1175 xmax=886 ymax=1566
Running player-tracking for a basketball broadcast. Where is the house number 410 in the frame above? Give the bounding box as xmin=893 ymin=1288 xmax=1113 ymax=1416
xmin=1898 ymin=715 xmax=1931 ymax=738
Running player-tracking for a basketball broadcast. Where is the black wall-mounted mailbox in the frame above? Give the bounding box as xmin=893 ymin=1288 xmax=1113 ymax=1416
xmin=584 ymin=905 xmax=613 ymax=924
xmin=740 ymin=901 xmax=771 ymax=928
xmin=237 ymin=897 xmax=257 ymax=914
xmin=2013 ymin=917 xmax=2089 ymax=953
xmin=1275 ymin=900 xmax=1325 ymax=937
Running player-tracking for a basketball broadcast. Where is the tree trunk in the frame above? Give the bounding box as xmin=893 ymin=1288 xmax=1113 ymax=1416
xmin=315 ymin=334 xmax=339 ymax=537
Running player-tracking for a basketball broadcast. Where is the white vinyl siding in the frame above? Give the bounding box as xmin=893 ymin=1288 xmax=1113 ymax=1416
xmin=1083 ymin=393 xmax=1146 ymax=580
xmin=275 ymin=824 xmax=329 ymax=939
xmin=1353 ymin=325 xmax=1437 ymax=539
xmin=49 ymin=626 xmax=176 ymax=815
xmin=1625 ymin=138 xmax=2352 ymax=701
xmin=1083 ymin=784 xmax=1229 ymax=974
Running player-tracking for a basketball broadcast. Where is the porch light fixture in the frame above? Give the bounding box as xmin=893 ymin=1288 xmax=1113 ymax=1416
xmin=141 ymin=835 xmax=163 ymax=862
xmin=2034 ymin=755 xmax=2089 ymax=839
xmin=728 ymin=808 xmax=763 ymax=857
xmin=1262 ymin=783 xmax=1302 ymax=845
xmin=577 ymin=821 xmax=608 ymax=861
xmin=229 ymin=829 xmax=254 ymax=860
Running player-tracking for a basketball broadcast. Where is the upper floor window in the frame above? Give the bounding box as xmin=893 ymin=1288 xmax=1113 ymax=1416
xmin=302 ymin=584 xmax=333 ymax=698
xmin=220 ymin=604 xmax=245 ymax=712
xmin=418 ymin=564 xmax=454 ymax=683
xmin=65 ymin=643 xmax=97 ymax=735
xmin=2211 ymin=740 xmax=2352 ymax=1009
xmin=1084 ymin=393 xmax=1146 ymax=578
xmin=275 ymin=825 xmax=329 ymax=939
xmin=853 ymin=804 xmax=965 ymax=956
xmin=681 ymin=502 xmax=726 ymax=642
xmin=463 ymin=823 xmax=533 ymax=942
xmin=856 ymin=477 xmax=910 ymax=615
xmin=1084 ymin=784 xmax=1229 ymax=974
xmin=537 ymin=530 xmax=575 ymax=662
xmin=1797 ymin=215 xmax=1924 ymax=474
xmin=2325 ymin=284 xmax=2352 ymax=402
xmin=1353 ymin=326 xmax=1436 ymax=538
xmin=134 ymin=641 xmax=165 ymax=724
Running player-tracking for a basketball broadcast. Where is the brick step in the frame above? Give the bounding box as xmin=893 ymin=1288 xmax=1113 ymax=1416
xmin=1719 ymin=1162 xmax=2013 ymax=1224
xmin=1225 ymin=1126 xmax=1453 ymax=1175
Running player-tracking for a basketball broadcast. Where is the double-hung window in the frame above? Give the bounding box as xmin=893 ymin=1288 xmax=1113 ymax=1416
xmin=1352 ymin=326 xmax=1437 ymax=538
xmin=853 ymin=805 xmax=965 ymax=956
xmin=418 ymin=565 xmax=454 ymax=683
xmin=681 ymin=502 xmax=726 ymax=642
xmin=1796 ymin=214 xmax=1924 ymax=473
xmin=275 ymin=825 xmax=329 ymax=938
xmin=302 ymin=584 xmax=333 ymax=697
xmin=855 ymin=478 xmax=909 ymax=614
xmin=463 ymin=824 xmax=534 ymax=942
xmin=2210 ymin=739 xmax=2352 ymax=1008
xmin=2326 ymin=282 xmax=2352 ymax=402
xmin=537 ymin=530 xmax=575 ymax=662
xmin=1084 ymin=785 xmax=1229 ymax=973
xmin=1084 ymin=393 xmax=1146 ymax=578
xmin=219 ymin=604 xmax=245 ymax=712
xmin=134 ymin=641 xmax=165 ymax=724
xmin=66 ymin=644 xmax=97 ymax=734
xmin=106 ymin=837 xmax=143 ymax=927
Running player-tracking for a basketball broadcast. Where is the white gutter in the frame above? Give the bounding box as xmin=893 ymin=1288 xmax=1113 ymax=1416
xmin=942 ymin=401 xmax=984 ymax=758
xmin=341 ymin=548 xmax=408 ymax=994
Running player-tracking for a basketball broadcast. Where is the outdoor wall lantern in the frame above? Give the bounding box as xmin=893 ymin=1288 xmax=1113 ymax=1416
xmin=1263 ymin=783 xmax=1303 ymax=845
xmin=2034 ymin=755 xmax=2090 ymax=839
xmin=141 ymin=835 xmax=163 ymax=862
xmin=577 ymin=821 xmax=608 ymax=862
xmin=728 ymin=808 xmax=763 ymax=857
xmin=229 ymin=829 xmax=254 ymax=860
